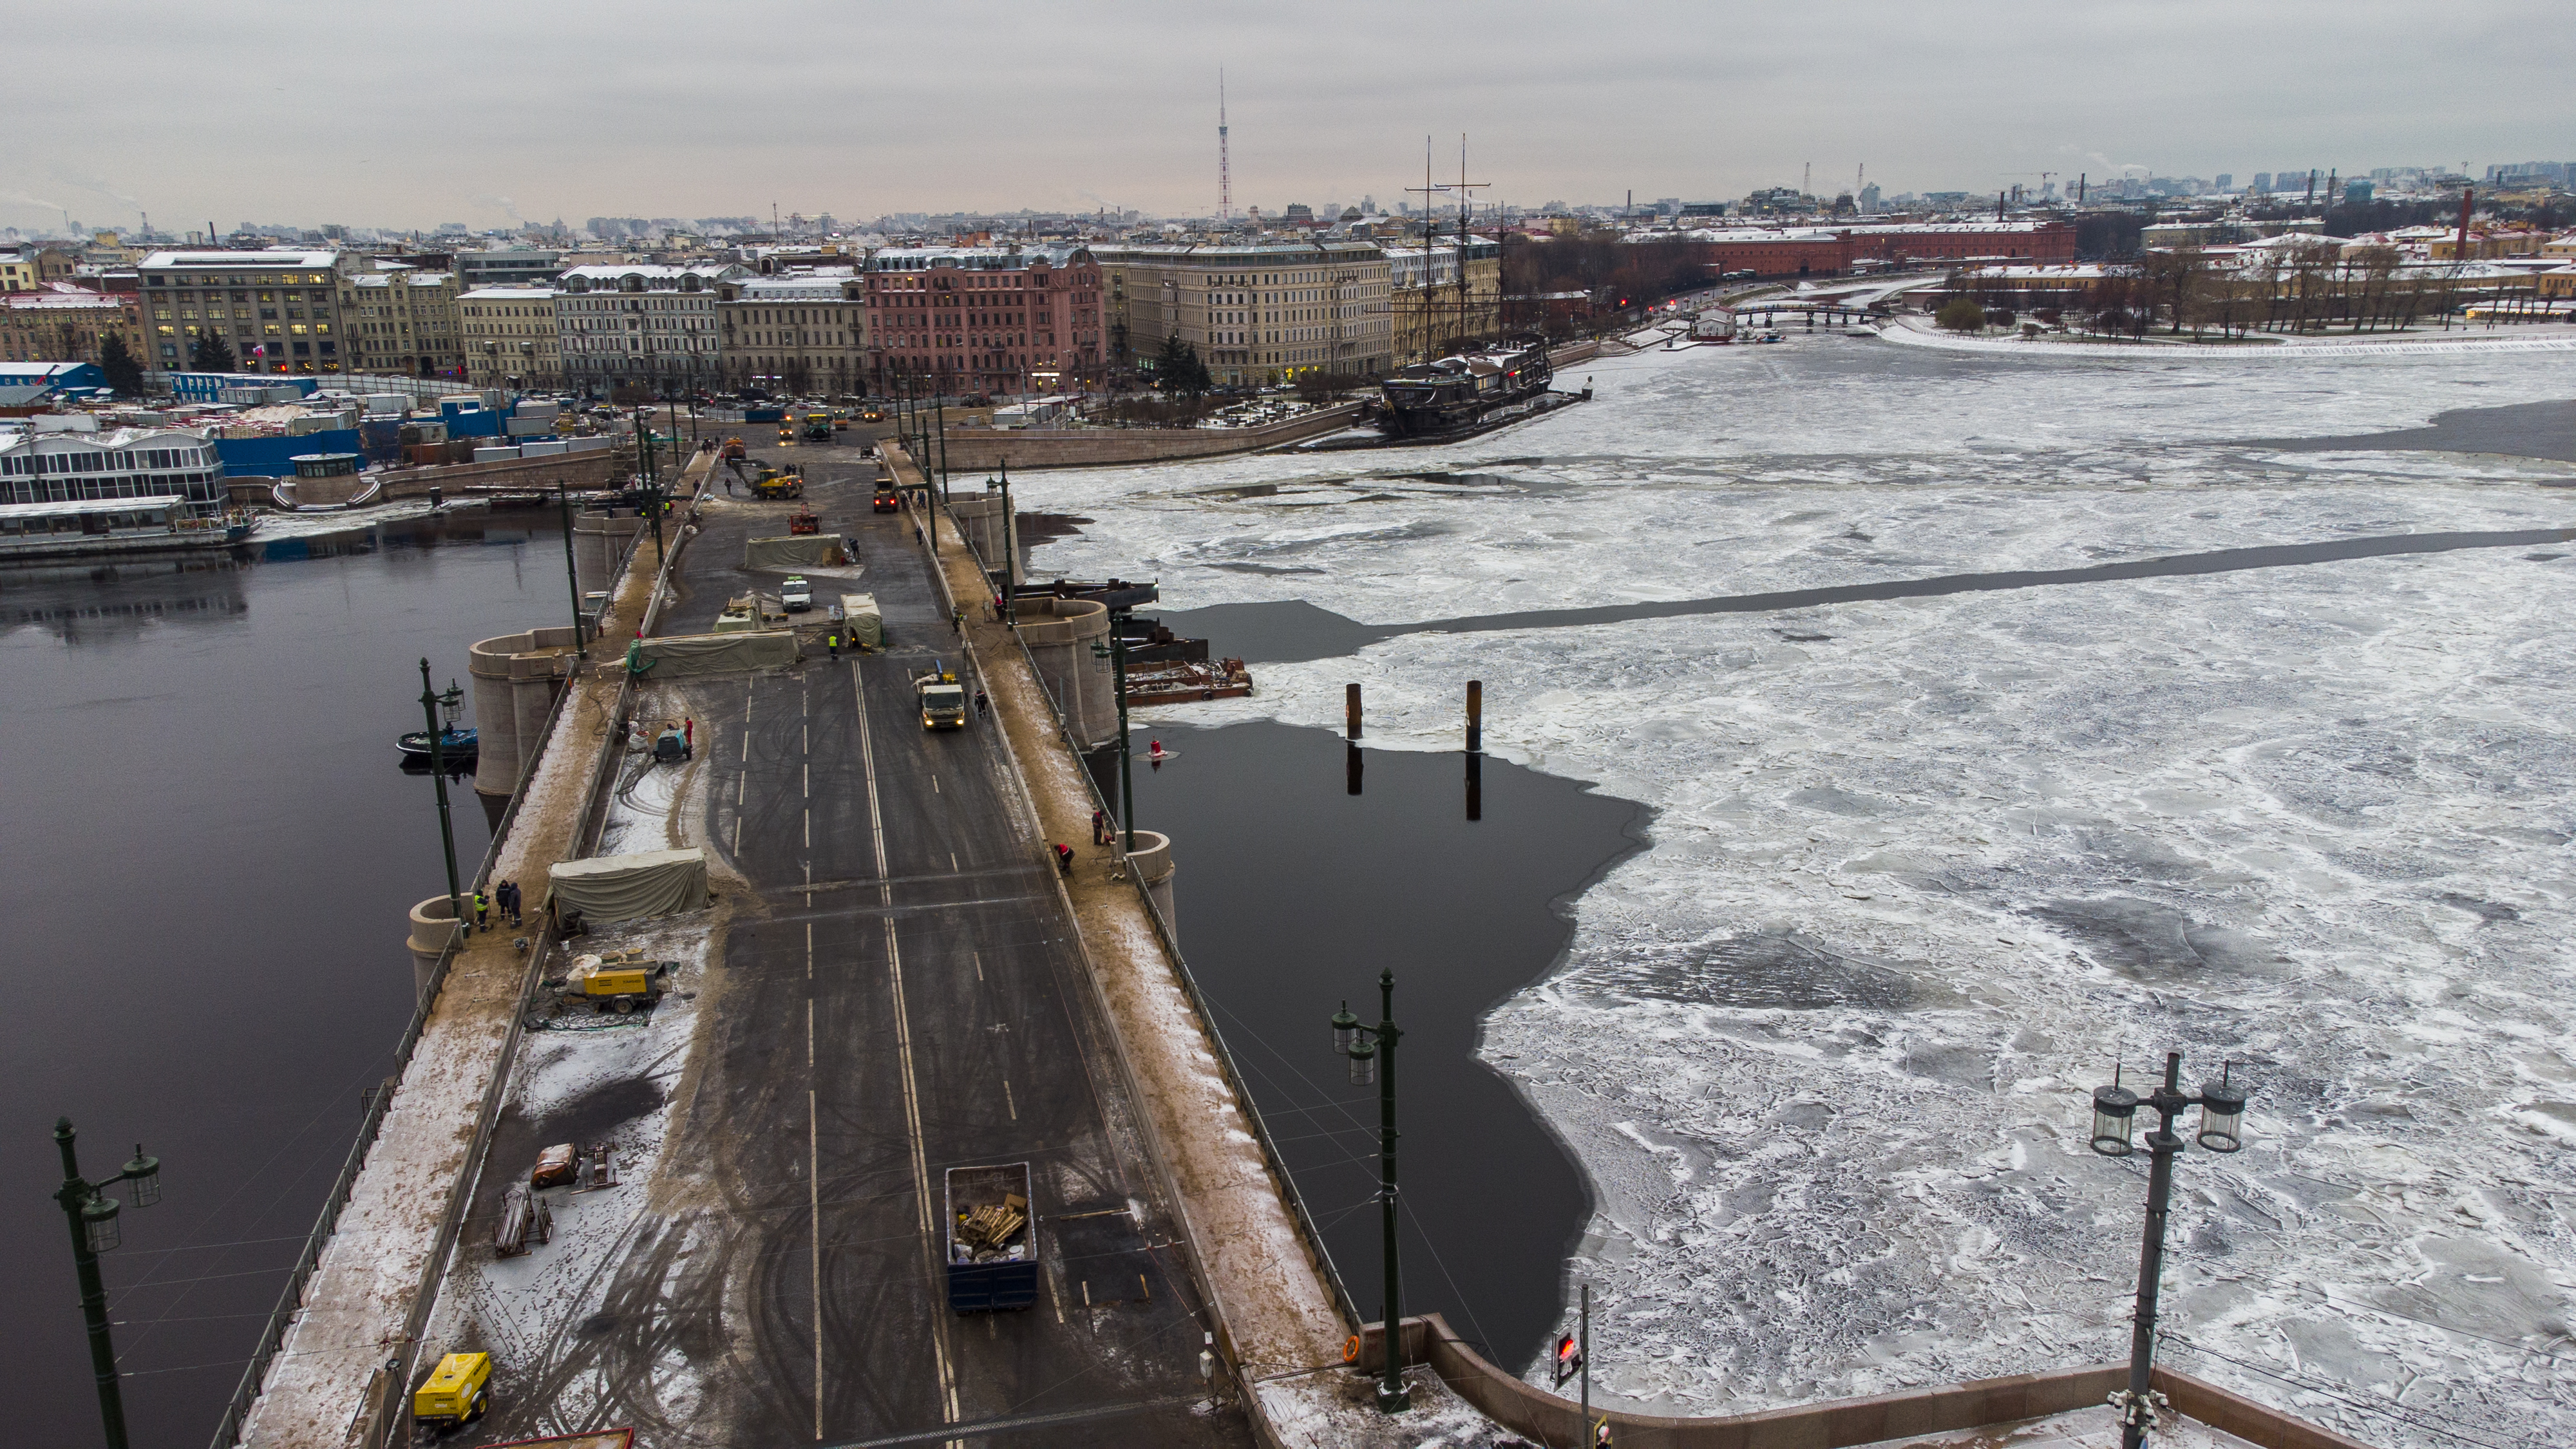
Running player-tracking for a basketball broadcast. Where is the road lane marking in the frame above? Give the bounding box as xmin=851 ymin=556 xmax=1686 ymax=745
xmin=732 ymin=817 xmax=742 ymax=853
xmin=972 ymin=951 xmax=982 ymax=982
xmin=810 ymin=1074 xmax=822 ymax=1441
xmin=806 ymin=922 xmax=813 ymax=980
xmin=1003 ymin=1080 xmax=1016 ymax=1121
xmin=804 ymin=810 xmax=811 ymax=848
xmin=855 ymin=658 xmax=958 ymax=1428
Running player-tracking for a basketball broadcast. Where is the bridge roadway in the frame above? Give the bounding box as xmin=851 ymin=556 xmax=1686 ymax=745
xmin=464 ymin=450 xmax=1252 ymax=1447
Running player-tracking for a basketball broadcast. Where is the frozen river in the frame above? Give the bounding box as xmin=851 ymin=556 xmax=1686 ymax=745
xmin=1010 ymin=336 xmax=2576 ymax=1448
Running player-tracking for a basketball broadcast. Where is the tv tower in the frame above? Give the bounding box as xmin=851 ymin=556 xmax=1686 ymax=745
xmin=1218 ymin=70 xmax=1232 ymax=222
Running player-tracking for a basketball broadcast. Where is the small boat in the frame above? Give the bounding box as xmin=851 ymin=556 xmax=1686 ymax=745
xmin=399 ymin=726 xmax=479 ymax=763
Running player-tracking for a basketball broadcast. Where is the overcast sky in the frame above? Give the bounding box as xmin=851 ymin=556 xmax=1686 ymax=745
xmin=6 ymin=0 xmax=2569 ymax=235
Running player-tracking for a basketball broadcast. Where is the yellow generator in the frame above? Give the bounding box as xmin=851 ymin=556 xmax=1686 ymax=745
xmin=559 ymin=951 xmax=670 ymax=1015
xmin=412 ymin=1351 xmax=492 ymax=1426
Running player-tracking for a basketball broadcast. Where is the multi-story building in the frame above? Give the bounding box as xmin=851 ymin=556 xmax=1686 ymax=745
xmin=1381 ymin=237 xmax=1502 ymax=363
xmin=137 ymin=249 xmax=351 ymax=378
xmin=0 ymin=284 xmax=143 ymax=367
xmin=0 ymin=251 xmax=37 ymax=292
xmin=341 ymin=266 xmax=462 ymax=379
xmin=715 ymin=270 xmax=869 ymax=397
xmin=459 ymin=286 xmax=564 ymax=391
xmin=1092 ymin=240 xmax=1392 ymax=386
xmin=554 ymin=263 xmax=742 ymax=395
xmin=455 ymin=249 xmax=564 ymax=290
xmin=862 ymin=245 xmax=1103 ymax=396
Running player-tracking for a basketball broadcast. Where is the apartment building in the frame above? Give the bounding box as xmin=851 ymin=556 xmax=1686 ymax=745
xmin=137 ymin=249 xmax=352 ymax=377
xmin=555 ymin=263 xmax=744 ymax=393
xmin=459 ymin=286 xmax=563 ymax=390
xmin=1381 ymin=237 xmax=1503 ymax=362
xmin=342 ymin=266 xmax=462 ymax=379
xmin=1092 ymin=240 xmax=1394 ymax=386
xmin=0 ymin=284 xmax=142 ymax=366
xmin=862 ymin=245 xmax=1103 ymax=395
xmin=715 ymin=270 xmax=869 ymax=396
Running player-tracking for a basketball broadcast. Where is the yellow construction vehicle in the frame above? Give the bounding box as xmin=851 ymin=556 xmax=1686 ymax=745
xmin=412 ymin=1352 xmax=493 ymax=1426
xmin=751 ymin=463 xmax=805 ymax=500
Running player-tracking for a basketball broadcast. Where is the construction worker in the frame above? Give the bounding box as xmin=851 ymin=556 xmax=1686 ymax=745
xmin=1052 ymin=842 xmax=1074 ymax=877
xmin=473 ymin=889 xmax=490 ymax=932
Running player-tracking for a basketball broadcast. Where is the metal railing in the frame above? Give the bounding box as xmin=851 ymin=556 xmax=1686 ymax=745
xmin=205 ymin=492 xmax=668 ymax=1449
xmin=930 ymin=474 xmax=1361 ymax=1334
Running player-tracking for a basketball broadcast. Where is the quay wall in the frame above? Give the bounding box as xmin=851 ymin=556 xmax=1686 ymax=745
xmin=934 ymin=401 xmax=1360 ymax=471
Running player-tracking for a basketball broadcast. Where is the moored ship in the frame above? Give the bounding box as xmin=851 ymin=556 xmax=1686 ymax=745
xmin=1374 ymin=339 xmax=1555 ymax=439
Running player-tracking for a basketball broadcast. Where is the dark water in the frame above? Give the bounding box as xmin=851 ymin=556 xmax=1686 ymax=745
xmin=1149 ymin=526 xmax=2574 ymax=663
xmin=1092 ymin=721 xmax=1647 ymax=1374
xmin=0 ymin=512 xmax=582 ymax=1448
xmin=2255 ymin=399 xmax=2576 ymax=464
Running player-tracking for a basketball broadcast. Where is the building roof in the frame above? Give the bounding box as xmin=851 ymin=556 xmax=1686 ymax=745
xmin=3 ymin=286 xmax=124 ymax=312
xmin=0 ymin=494 xmax=189 ymax=522
xmin=140 ymin=249 xmax=340 ymax=269
xmin=353 ymin=272 xmax=455 ymax=289
xmin=737 ymin=274 xmax=857 ymax=299
xmin=0 ymin=424 xmax=203 ymax=451
xmin=459 ymin=287 xmax=562 ymax=301
xmin=0 ymin=362 xmax=103 ymax=382
xmin=1086 ymin=241 xmax=1377 ymax=263
xmin=863 ymin=245 xmax=1090 ymax=272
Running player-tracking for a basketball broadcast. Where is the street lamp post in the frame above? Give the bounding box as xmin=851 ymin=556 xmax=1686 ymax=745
xmin=417 ymin=660 xmax=466 ymax=931
xmin=995 ymin=461 xmax=1015 ymax=623
xmin=556 ymin=483 xmax=585 ymax=659
xmin=1091 ymin=615 xmax=1135 ymax=851
xmin=52 ymin=1117 xmax=161 ymax=1449
xmin=1330 ymin=971 xmax=1409 ymax=1412
xmin=2090 ymin=1051 xmax=2250 ymax=1449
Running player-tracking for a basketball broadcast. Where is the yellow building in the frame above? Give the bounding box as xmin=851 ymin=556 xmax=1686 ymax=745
xmin=1092 ymin=239 xmax=1394 ymax=386
xmin=459 ymin=287 xmax=564 ymax=390
xmin=1383 ymin=238 xmax=1503 ymax=363
xmin=342 ymin=267 xmax=462 ymax=379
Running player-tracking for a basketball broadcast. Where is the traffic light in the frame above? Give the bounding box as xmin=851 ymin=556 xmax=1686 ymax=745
xmin=1552 ymin=1333 xmax=1584 ymax=1388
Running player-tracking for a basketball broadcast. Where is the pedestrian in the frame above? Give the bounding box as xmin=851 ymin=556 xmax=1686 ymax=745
xmin=827 ymin=630 xmax=840 ymax=659
xmin=508 ymin=880 xmax=524 ymax=927
xmin=473 ymin=889 xmax=490 ymax=932
xmin=723 ymin=477 xmax=734 ymax=496
xmin=1091 ymin=808 xmax=1106 ymax=846
xmin=1052 ymin=842 xmax=1074 ymax=877
xmin=951 ymin=606 xmax=963 ymax=632
xmin=914 ymin=524 xmax=925 ymax=546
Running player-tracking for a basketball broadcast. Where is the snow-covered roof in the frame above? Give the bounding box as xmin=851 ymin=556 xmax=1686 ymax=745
xmin=141 ymin=249 xmax=339 ymax=269
xmin=459 ymin=286 xmax=561 ymax=301
xmin=0 ymin=494 xmax=188 ymax=521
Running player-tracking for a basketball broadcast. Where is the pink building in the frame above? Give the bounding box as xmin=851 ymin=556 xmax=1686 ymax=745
xmin=865 ymin=245 xmax=1103 ymax=395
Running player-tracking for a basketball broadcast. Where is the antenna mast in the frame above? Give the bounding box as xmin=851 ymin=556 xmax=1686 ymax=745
xmin=1218 ymin=70 xmax=1231 ymax=223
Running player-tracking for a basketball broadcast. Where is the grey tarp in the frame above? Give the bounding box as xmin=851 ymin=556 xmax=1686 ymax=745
xmin=627 ymin=629 xmax=799 ymax=677
xmin=743 ymin=534 xmax=844 ymax=569
xmin=549 ymin=846 xmax=708 ymax=922
xmin=840 ymin=594 xmax=883 ymax=649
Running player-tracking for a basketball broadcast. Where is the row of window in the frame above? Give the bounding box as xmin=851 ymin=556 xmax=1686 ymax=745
xmin=1 ymin=446 xmax=212 ymax=476
xmin=3 ymin=473 xmax=219 ymax=502
xmin=147 ymin=272 xmax=336 ymax=287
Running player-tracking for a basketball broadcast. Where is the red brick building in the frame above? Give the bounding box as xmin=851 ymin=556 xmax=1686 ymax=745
xmin=864 ymin=245 xmax=1104 ymax=395
xmin=1671 ymin=220 xmax=2077 ymax=278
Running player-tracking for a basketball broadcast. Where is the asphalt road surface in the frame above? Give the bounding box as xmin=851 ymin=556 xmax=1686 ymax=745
xmin=463 ymin=455 xmax=1252 ymax=1448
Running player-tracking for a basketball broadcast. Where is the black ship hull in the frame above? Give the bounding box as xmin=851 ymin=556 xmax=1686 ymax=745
xmin=1375 ymin=344 xmax=1555 ymax=439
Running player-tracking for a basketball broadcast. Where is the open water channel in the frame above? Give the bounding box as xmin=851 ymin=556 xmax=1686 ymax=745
xmin=1 ymin=512 xmax=582 ymax=1448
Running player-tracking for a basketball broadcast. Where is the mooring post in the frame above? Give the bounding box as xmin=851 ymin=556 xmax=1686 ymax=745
xmin=1346 ymin=682 xmax=1363 ymax=741
xmin=1347 ymin=741 xmax=1363 ymax=797
xmin=1465 ymin=679 xmax=1482 ymax=754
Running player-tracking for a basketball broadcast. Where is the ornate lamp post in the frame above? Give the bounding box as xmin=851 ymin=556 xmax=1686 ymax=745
xmin=1331 ymin=972 xmax=1409 ymax=1412
xmin=2090 ymin=1051 xmax=2250 ymax=1449
xmin=52 ymin=1118 xmax=161 ymax=1449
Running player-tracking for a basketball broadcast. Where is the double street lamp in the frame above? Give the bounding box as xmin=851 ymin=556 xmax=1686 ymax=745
xmin=2090 ymin=1051 xmax=2250 ymax=1449
xmin=1331 ymin=972 xmax=1409 ymax=1412
xmin=53 ymin=1117 xmax=161 ymax=1449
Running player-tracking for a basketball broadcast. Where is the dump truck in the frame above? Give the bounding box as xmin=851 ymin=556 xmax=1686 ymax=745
xmin=802 ymin=412 xmax=833 ymax=441
xmin=412 ymin=1351 xmax=493 ymax=1426
xmin=721 ymin=436 xmax=746 ymax=461
xmin=555 ymin=951 xmax=670 ymax=1014
xmin=915 ymin=663 xmax=968 ymax=730
xmin=944 ymin=1162 xmax=1037 ymax=1312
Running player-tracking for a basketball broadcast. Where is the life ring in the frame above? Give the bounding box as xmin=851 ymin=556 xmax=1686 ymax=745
xmin=1342 ymin=1334 xmax=1361 ymax=1364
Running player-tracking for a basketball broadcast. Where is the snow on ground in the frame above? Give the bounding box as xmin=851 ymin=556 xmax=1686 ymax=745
xmin=1008 ymin=340 xmax=2576 ymax=1446
xmin=249 ymin=496 xmax=448 ymax=540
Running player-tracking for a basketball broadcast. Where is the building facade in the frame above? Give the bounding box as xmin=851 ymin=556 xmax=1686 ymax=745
xmin=137 ymin=249 xmax=351 ymax=378
xmin=459 ymin=287 xmax=564 ymax=390
xmin=863 ymin=245 xmax=1102 ymax=396
xmin=455 ymin=249 xmax=564 ymax=290
xmin=0 ymin=285 xmax=143 ymax=367
xmin=1093 ymin=240 xmax=1393 ymax=386
xmin=341 ymin=267 xmax=463 ymax=379
xmin=715 ymin=271 xmax=869 ymax=396
xmin=554 ymin=263 xmax=743 ymax=394
xmin=1381 ymin=238 xmax=1502 ymax=362
xmin=0 ymin=428 xmax=229 ymax=516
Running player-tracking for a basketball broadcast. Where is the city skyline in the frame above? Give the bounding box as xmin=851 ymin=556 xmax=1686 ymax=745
xmin=4 ymin=0 xmax=2566 ymax=234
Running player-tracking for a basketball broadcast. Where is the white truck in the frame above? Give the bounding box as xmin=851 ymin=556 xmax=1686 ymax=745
xmin=779 ymin=574 xmax=813 ymax=612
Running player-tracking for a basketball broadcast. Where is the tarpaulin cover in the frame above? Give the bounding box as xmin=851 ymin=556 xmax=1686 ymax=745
xmin=548 ymin=846 xmax=708 ymax=922
xmin=839 ymin=594 xmax=883 ymax=649
xmin=744 ymin=535 xmax=844 ymax=569
xmin=626 ymin=629 xmax=799 ymax=677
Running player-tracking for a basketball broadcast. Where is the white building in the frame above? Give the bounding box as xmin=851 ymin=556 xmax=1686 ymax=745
xmin=0 ymin=426 xmax=229 ymax=515
xmin=554 ymin=263 xmax=746 ymax=393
